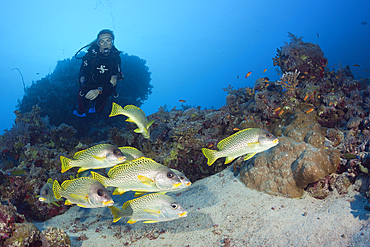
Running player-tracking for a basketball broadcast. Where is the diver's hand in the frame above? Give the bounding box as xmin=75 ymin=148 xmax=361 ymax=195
xmin=85 ymin=89 xmax=100 ymax=100
xmin=110 ymin=75 xmax=117 ymax=87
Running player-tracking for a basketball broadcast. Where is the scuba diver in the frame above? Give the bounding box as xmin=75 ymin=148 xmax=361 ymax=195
xmin=73 ymin=29 xmax=123 ymax=117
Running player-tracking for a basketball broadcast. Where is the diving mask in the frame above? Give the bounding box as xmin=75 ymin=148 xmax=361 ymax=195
xmin=97 ymin=37 xmax=113 ymax=47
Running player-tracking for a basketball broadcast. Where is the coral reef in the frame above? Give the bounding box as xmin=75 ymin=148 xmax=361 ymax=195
xmin=40 ymin=227 xmax=71 ymax=247
xmin=239 ymin=109 xmax=341 ymax=198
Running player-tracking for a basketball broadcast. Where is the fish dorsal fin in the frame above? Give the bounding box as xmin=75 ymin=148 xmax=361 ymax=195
xmin=124 ymin=104 xmax=145 ymax=115
xmin=107 ymin=162 xmax=128 ymax=177
xmin=73 ymin=149 xmax=85 ymax=159
xmin=61 ymin=180 xmax=74 ymax=190
xmin=47 ymin=178 xmax=53 ymax=183
xmin=138 ymin=175 xmax=155 ymax=186
xmin=147 ymin=120 xmax=155 ymax=128
xmin=217 ymin=128 xmax=251 ymax=150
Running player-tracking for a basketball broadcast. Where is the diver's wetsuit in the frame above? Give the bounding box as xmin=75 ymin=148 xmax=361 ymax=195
xmin=77 ymin=44 xmax=122 ymax=113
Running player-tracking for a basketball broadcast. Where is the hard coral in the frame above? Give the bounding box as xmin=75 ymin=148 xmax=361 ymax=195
xmin=40 ymin=227 xmax=71 ymax=247
xmin=239 ymin=109 xmax=340 ymax=198
xmin=239 ymin=136 xmax=340 ymax=198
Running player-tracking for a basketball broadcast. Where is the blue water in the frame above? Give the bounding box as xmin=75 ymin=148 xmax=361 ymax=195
xmin=0 ymin=0 xmax=369 ymax=133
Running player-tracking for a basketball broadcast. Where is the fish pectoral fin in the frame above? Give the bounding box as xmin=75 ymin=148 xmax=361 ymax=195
xmin=70 ymin=194 xmax=88 ymax=202
xmin=247 ymin=142 xmax=260 ymax=148
xmin=125 ymin=117 xmax=135 ymax=123
xmin=92 ymin=155 xmax=106 ymax=161
xmin=137 ymin=175 xmax=155 ymax=186
xmin=51 ymin=201 xmax=60 ymax=207
xmin=143 ymin=209 xmax=161 ymax=216
xmin=143 ymin=220 xmax=159 ymax=223
xmin=244 ymin=153 xmax=257 ymax=161
xmin=127 ymin=219 xmax=137 ymax=224
xmin=134 ymin=128 xmax=142 ymax=133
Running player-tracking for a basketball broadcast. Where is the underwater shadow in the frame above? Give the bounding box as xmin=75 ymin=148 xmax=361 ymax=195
xmin=349 ymin=193 xmax=370 ymax=221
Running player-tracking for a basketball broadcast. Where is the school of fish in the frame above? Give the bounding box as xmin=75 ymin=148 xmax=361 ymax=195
xmin=39 ymin=103 xmax=279 ymax=225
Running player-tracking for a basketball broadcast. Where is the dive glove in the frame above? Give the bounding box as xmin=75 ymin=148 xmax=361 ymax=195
xmin=85 ymin=89 xmax=100 ymax=100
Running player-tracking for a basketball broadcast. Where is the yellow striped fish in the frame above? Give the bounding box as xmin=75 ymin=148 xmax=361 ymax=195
xmin=109 ymin=103 xmax=154 ymax=139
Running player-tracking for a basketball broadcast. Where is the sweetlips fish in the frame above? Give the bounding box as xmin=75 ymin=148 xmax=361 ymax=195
xmin=170 ymin=169 xmax=191 ymax=190
xmin=91 ymin=157 xmax=182 ymax=196
xmin=202 ymin=128 xmax=279 ymax=166
xmin=109 ymin=103 xmax=154 ymax=139
xmin=60 ymin=144 xmax=126 ymax=173
xmin=52 ymin=177 xmax=114 ymax=208
xmin=108 ymin=192 xmax=187 ymax=224
xmin=38 ymin=178 xmax=63 ymax=206
xmin=118 ymin=146 xmax=145 ymax=161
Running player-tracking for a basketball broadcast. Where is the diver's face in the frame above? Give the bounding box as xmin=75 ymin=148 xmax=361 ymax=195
xmin=97 ymin=34 xmax=113 ymax=52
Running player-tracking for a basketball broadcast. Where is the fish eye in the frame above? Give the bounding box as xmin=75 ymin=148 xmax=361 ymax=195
xmin=171 ymin=203 xmax=179 ymax=209
xmin=97 ymin=189 xmax=104 ymax=196
xmin=180 ymin=176 xmax=185 ymax=180
xmin=113 ymin=149 xmax=120 ymax=155
xmin=266 ymin=133 xmax=272 ymax=138
xmin=167 ymin=172 xmax=175 ymax=179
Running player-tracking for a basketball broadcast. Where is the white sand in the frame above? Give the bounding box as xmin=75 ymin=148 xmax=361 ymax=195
xmin=34 ymin=166 xmax=370 ymax=246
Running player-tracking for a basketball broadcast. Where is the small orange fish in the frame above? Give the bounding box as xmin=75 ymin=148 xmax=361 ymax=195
xmin=179 ymin=100 xmax=186 ymax=103
xmin=306 ymin=108 xmax=314 ymax=114
xmin=263 ymin=69 xmax=267 ymax=73
xmin=278 ymin=110 xmax=284 ymax=117
xmin=274 ymin=107 xmax=281 ymax=112
xmin=309 ymin=95 xmax=314 ymax=100
xmin=233 ymin=127 xmax=240 ymax=131
xmin=304 ymin=71 xmax=309 ymax=75
xmin=207 ymin=143 xmax=214 ymax=148
xmin=265 ymin=83 xmax=269 ymax=87
xmin=328 ymin=102 xmax=333 ymax=106
xmin=300 ymin=76 xmax=305 ymax=78
xmin=303 ymin=94 xmax=308 ymax=101
xmin=311 ymin=76 xmax=316 ymax=79
xmin=354 ymin=64 xmax=360 ymax=67
xmin=227 ymin=114 xmax=230 ymax=119
xmin=245 ymin=71 xmax=252 ymax=78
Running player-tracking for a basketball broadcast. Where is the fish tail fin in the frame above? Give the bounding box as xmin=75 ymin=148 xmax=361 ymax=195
xmin=109 ymin=206 xmax=123 ymax=223
xmin=109 ymin=102 xmax=124 ymax=117
xmin=201 ymin=148 xmax=219 ymax=166
xmin=91 ymin=171 xmax=107 ymax=187
xmin=52 ymin=180 xmax=62 ymax=199
xmin=60 ymin=156 xmax=73 ymax=173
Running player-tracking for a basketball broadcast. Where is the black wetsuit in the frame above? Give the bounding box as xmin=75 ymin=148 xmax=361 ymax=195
xmin=77 ymin=44 xmax=122 ymax=113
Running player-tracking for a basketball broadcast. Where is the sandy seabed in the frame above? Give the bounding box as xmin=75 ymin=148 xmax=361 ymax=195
xmin=34 ymin=165 xmax=370 ymax=247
